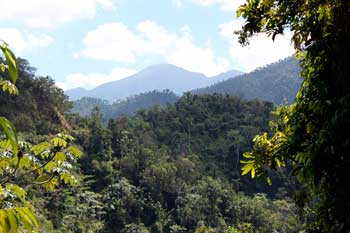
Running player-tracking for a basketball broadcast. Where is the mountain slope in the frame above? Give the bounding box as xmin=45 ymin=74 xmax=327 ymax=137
xmin=71 ymin=90 xmax=179 ymax=120
xmin=0 ymin=58 xmax=71 ymax=134
xmin=66 ymin=87 xmax=90 ymax=101
xmin=193 ymin=57 xmax=302 ymax=105
xmin=210 ymin=69 xmax=244 ymax=82
xmin=66 ymin=64 xmax=242 ymax=101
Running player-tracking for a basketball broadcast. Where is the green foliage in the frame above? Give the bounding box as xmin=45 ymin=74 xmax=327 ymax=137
xmin=0 ymin=41 xmax=306 ymax=232
xmin=72 ymin=93 xmax=303 ymax=232
xmin=0 ymin=40 xmax=18 ymax=85
xmin=237 ymin=0 xmax=350 ymax=231
xmin=103 ymin=178 xmax=155 ymax=233
xmin=225 ymin=223 xmax=254 ymax=233
xmin=194 ymin=226 xmax=215 ymax=233
xmin=194 ymin=57 xmax=301 ymax=105
xmin=0 ymin=117 xmax=19 ymax=156
xmin=56 ymin=178 xmax=105 ymax=233
xmin=0 ymin=80 xmax=18 ymax=95
xmin=122 ymin=223 xmax=150 ymax=233
xmin=0 ymin=40 xmax=80 ymax=232
xmin=0 ymin=133 xmax=81 ymax=231
xmin=0 ymin=58 xmax=72 ymax=135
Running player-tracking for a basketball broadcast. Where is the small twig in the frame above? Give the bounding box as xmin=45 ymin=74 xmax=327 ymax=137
xmin=10 ymin=151 xmax=22 ymax=176
xmin=13 ymin=151 xmax=57 ymax=182
xmin=32 ymin=174 xmax=56 ymax=185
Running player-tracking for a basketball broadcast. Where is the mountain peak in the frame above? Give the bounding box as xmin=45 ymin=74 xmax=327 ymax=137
xmin=140 ymin=64 xmax=204 ymax=76
xmin=65 ymin=64 xmax=242 ymax=101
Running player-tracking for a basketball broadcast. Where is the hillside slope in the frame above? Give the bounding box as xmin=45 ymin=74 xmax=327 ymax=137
xmin=193 ymin=57 xmax=302 ymax=105
xmin=71 ymin=90 xmax=179 ymax=120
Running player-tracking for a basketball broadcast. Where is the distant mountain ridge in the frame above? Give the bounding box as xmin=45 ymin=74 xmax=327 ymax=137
xmin=71 ymin=90 xmax=179 ymax=120
xmin=67 ymin=87 xmax=90 ymax=100
xmin=71 ymin=57 xmax=302 ymax=120
xmin=66 ymin=64 xmax=242 ymax=101
xmin=193 ymin=57 xmax=302 ymax=105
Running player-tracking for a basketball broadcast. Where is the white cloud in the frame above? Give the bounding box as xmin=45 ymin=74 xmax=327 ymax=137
xmin=0 ymin=0 xmax=114 ymax=28
xmin=26 ymin=34 xmax=54 ymax=49
xmin=77 ymin=21 xmax=230 ymax=76
xmin=0 ymin=28 xmax=53 ymax=54
xmin=190 ymin=0 xmax=246 ymax=12
xmin=79 ymin=23 xmax=145 ymax=63
xmin=219 ymin=20 xmax=294 ymax=71
xmin=173 ymin=0 xmax=184 ymax=8
xmin=57 ymin=67 xmax=137 ymax=90
xmin=219 ymin=19 xmax=245 ymax=37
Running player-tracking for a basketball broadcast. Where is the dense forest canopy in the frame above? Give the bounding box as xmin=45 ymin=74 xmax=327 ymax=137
xmin=1 ymin=0 xmax=349 ymax=231
xmin=237 ymin=0 xmax=350 ymax=231
xmin=70 ymin=93 xmax=303 ymax=232
xmin=1 ymin=56 xmax=305 ymax=232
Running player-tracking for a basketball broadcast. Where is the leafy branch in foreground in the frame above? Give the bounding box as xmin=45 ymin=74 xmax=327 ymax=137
xmin=0 ymin=40 xmax=81 ymax=232
xmin=237 ymin=0 xmax=350 ymax=231
xmin=241 ymin=106 xmax=291 ymax=185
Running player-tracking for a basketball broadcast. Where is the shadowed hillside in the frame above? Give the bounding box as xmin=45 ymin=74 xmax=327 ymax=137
xmin=193 ymin=57 xmax=302 ymax=105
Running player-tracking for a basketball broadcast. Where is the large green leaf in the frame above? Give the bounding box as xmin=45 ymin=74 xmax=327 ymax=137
xmin=6 ymin=184 xmax=27 ymax=201
xmin=16 ymin=208 xmax=33 ymax=232
xmin=0 ymin=46 xmax=18 ymax=84
xmin=36 ymin=174 xmax=52 ymax=183
xmin=30 ymin=142 xmax=51 ymax=156
xmin=67 ymin=146 xmax=83 ymax=157
xmin=60 ymin=173 xmax=75 ymax=185
xmin=0 ymin=116 xmax=18 ymax=155
xmin=6 ymin=209 xmax=18 ymax=233
xmin=21 ymin=208 xmax=38 ymax=227
xmin=54 ymin=151 xmax=66 ymax=162
xmin=241 ymin=163 xmax=254 ymax=176
xmin=51 ymin=137 xmax=67 ymax=148
xmin=0 ymin=80 xmax=18 ymax=95
xmin=0 ymin=210 xmax=10 ymax=233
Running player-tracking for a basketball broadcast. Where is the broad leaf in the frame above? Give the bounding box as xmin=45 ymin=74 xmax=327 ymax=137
xmin=54 ymin=151 xmax=66 ymax=162
xmin=36 ymin=174 xmax=52 ymax=183
xmin=0 ymin=80 xmax=18 ymax=95
xmin=67 ymin=146 xmax=82 ymax=157
xmin=0 ymin=46 xmax=18 ymax=84
xmin=6 ymin=184 xmax=27 ymax=201
xmin=51 ymin=137 xmax=67 ymax=148
xmin=0 ymin=116 xmax=18 ymax=155
xmin=6 ymin=209 xmax=18 ymax=233
xmin=30 ymin=142 xmax=51 ymax=156
xmin=241 ymin=163 xmax=254 ymax=176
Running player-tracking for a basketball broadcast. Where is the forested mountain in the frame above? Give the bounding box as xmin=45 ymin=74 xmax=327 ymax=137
xmin=71 ymin=58 xmax=301 ymax=121
xmin=72 ymin=90 xmax=179 ymax=119
xmin=71 ymin=97 xmax=109 ymax=116
xmin=68 ymin=93 xmax=303 ymax=232
xmin=1 ymin=0 xmax=347 ymax=231
xmin=0 ymin=57 xmax=306 ymax=232
xmin=69 ymin=57 xmax=301 ymax=117
xmin=0 ymin=58 xmax=72 ymax=134
xmin=66 ymin=64 xmax=242 ymax=101
xmin=194 ymin=57 xmax=302 ymax=105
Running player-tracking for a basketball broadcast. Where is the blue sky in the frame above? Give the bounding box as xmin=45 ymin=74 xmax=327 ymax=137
xmin=0 ymin=0 xmax=293 ymax=90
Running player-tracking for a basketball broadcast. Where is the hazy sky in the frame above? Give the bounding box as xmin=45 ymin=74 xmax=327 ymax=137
xmin=0 ymin=0 xmax=294 ymax=90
